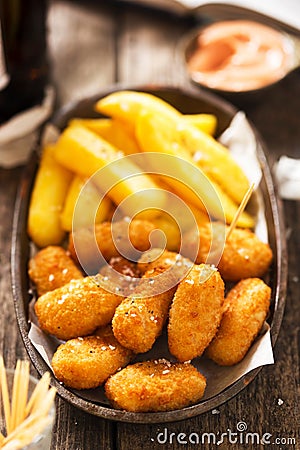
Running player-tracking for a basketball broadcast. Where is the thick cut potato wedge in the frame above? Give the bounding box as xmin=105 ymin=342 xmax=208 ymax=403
xmin=182 ymin=113 xmax=217 ymax=135
xmin=97 ymin=91 xmax=250 ymax=205
xmin=180 ymin=124 xmax=250 ymax=205
xmin=69 ymin=118 xmax=140 ymax=155
xmin=95 ymin=90 xmax=180 ymax=126
xmin=136 ymin=112 xmax=253 ymax=227
xmin=150 ymin=215 xmax=181 ymax=252
xmin=28 ymin=145 xmax=72 ymax=247
xmin=137 ymin=111 xmax=250 ymax=204
xmin=54 ymin=124 xmax=167 ymax=220
xmin=61 ymin=175 xmax=113 ymax=232
xmin=96 ymin=91 xmax=217 ymax=136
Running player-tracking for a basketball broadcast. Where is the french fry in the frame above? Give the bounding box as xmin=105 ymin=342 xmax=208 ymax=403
xmin=54 ymin=124 xmax=167 ymax=220
xmin=136 ymin=111 xmax=253 ymax=227
xmin=182 ymin=113 xmax=217 ymax=135
xmin=150 ymin=206 xmax=209 ymax=251
xmin=28 ymin=145 xmax=72 ymax=247
xmin=180 ymin=123 xmax=250 ymax=205
xmin=135 ymin=112 xmax=226 ymax=221
xmin=95 ymin=90 xmax=181 ymax=126
xmin=60 ymin=175 xmax=113 ymax=232
xmin=97 ymin=91 xmax=250 ymax=205
xmin=96 ymin=91 xmax=217 ymax=136
xmin=69 ymin=118 xmax=140 ymax=155
xmin=186 ymin=202 xmax=210 ymax=226
xmin=150 ymin=214 xmax=181 ymax=252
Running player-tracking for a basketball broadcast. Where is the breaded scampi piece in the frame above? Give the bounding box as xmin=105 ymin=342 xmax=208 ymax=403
xmin=137 ymin=248 xmax=191 ymax=275
xmin=34 ymin=276 xmax=123 ymax=340
xmin=105 ymin=359 xmax=206 ymax=412
xmin=112 ymin=252 xmax=191 ymax=353
xmin=68 ymin=219 xmax=156 ymax=273
xmin=102 ymin=255 xmax=142 ymax=278
xmin=112 ymin=252 xmax=192 ymax=353
xmin=52 ymin=325 xmax=134 ymax=390
xmin=168 ymin=264 xmax=224 ymax=362
xmin=206 ymin=278 xmax=271 ymax=366
xmin=28 ymin=245 xmax=83 ymax=296
xmin=99 ymin=256 xmax=142 ymax=297
xmin=184 ymin=221 xmax=273 ymax=281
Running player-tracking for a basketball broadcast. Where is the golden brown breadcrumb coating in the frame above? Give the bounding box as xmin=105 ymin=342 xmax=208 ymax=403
xmin=68 ymin=219 xmax=156 ymax=273
xmin=52 ymin=325 xmax=134 ymax=390
xmin=102 ymin=255 xmax=142 ymax=278
xmin=168 ymin=263 xmax=224 ymax=362
xmin=137 ymin=248 xmax=190 ymax=275
xmin=183 ymin=222 xmax=273 ymax=281
xmin=112 ymin=251 xmax=192 ymax=353
xmin=34 ymin=276 xmax=123 ymax=340
xmin=105 ymin=359 xmax=206 ymax=412
xmin=28 ymin=245 xmax=83 ymax=296
xmin=206 ymin=277 xmax=271 ymax=365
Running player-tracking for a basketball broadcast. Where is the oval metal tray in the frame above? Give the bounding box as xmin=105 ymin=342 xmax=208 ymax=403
xmin=11 ymin=84 xmax=287 ymax=423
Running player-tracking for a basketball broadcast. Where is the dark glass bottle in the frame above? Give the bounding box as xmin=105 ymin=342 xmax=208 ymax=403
xmin=0 ymin=0 xmax=49 ymax=124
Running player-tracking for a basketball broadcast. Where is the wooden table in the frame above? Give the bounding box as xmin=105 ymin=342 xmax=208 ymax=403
xmin=0 ymin=1 xmax=299 ymax=448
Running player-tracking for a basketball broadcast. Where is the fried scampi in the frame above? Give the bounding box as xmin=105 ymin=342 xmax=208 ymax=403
xmin=183 ymin=221 xmax=273 ymax=281
xmin=168 ymin=264 xmax=224 ymax=361
xmin=105 ymin=359 xmax=206 ymax=412
xmin=68 ymin=219 xmax=156 ymax=274
xmin=112 ymin=251 xmax=192 ymax=353
xmin=206 ymin=278 xmax=271 ymax=365
xmin=52 ymin=325 xmax=134 ymax=390
xmin=137 ymin=248 xmax=191 ymax=275
xmin=34 ymin=276 xmax=123 ymax=340
xmin=28 ymin=245 xmax=83 ymax=296
xmin=101 ymin=255 xmax=142 ymax=278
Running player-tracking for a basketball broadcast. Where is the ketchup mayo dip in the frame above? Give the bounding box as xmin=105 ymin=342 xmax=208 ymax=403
xmin=187 ymin=20 xmax=296 ymax=92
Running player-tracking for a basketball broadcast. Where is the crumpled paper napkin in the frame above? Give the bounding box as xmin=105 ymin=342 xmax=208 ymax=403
xmin=274 ymin=156 xmax=300 ymax=200
xmin=0 ymin=86 xmax=54 ymax=168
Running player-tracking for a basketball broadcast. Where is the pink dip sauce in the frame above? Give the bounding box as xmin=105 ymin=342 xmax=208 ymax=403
xmin=187 ymin=20 xmax=295 ymax=91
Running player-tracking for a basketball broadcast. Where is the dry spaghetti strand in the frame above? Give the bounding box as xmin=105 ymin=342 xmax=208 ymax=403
xmin=0 ymin=357 xmax=11 ymax=436
xmin=0 ymin=358 xmax=56 ymax=449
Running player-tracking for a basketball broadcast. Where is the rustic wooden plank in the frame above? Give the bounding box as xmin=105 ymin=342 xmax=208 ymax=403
xmin=116 ymin=4 xmax=193 ymax=86
xmin=52 ymin=399 xmax=117 ymax=450
xmin=0 ymin=168 xmax=26 ymax=366
xmin=48 ymin=0 xmax=118 ymax=107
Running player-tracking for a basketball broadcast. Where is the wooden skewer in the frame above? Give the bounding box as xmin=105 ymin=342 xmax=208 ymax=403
xmin=226 ymin=182 xmax=255 ymax=241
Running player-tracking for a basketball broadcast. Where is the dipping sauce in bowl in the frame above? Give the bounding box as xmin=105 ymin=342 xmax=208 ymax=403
xmin=186 ymin=20 xmax=296 ymax=92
